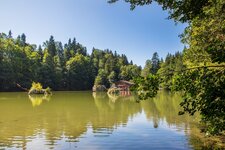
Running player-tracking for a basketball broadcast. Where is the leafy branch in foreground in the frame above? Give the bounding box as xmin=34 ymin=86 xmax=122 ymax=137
xmin=172 ymin=68 xmax=225 ymax=134
xmin=131 ymin=74 xmax=159 ymax=100
xmin=108 ymin=0 xmax=209 ymax=23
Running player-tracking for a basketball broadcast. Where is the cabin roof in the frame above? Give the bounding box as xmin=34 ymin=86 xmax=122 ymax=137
xmin=115 ymin=80 xmax=134 ymax=86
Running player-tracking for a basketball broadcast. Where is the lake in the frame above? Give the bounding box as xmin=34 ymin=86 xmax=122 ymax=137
xmin=0 ymin=91 xmax=205 ymax=150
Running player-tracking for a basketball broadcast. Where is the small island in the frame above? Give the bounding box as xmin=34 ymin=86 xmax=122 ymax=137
xmin=28 ymin=82 xmax=51 ymax=95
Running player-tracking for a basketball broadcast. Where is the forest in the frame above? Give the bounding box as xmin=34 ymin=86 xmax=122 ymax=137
xmin=0 ymin=31 xmax=143 ymax=91
xmin=0 ymin=31 xmax=185 ymax=92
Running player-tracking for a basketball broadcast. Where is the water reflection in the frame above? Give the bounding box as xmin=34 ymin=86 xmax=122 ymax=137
xmin=106 ymin=91 xmax=134 ymax=102
xmin=29 ymin=94 xmax=51 ymax=107
xmin=0 ymin=91 xmax=206 ymax=149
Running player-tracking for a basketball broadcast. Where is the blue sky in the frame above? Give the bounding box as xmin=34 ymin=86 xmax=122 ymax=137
xmin=0 ymin=0 xmax=186 ymax=67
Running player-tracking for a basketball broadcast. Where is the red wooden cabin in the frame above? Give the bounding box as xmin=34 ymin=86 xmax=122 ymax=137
xmin=114 ymin=80 xmax=134 ymax=91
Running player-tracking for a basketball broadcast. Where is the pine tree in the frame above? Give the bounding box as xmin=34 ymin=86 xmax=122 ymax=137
xmin=151 ymin=52 xmax=160 ymax=74
xmin=21 ymin=33 xmax=26 ymax=46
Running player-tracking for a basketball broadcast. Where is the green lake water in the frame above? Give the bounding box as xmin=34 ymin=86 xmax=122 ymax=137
xmin=0 ymin=91 xmax=205 ymax=150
